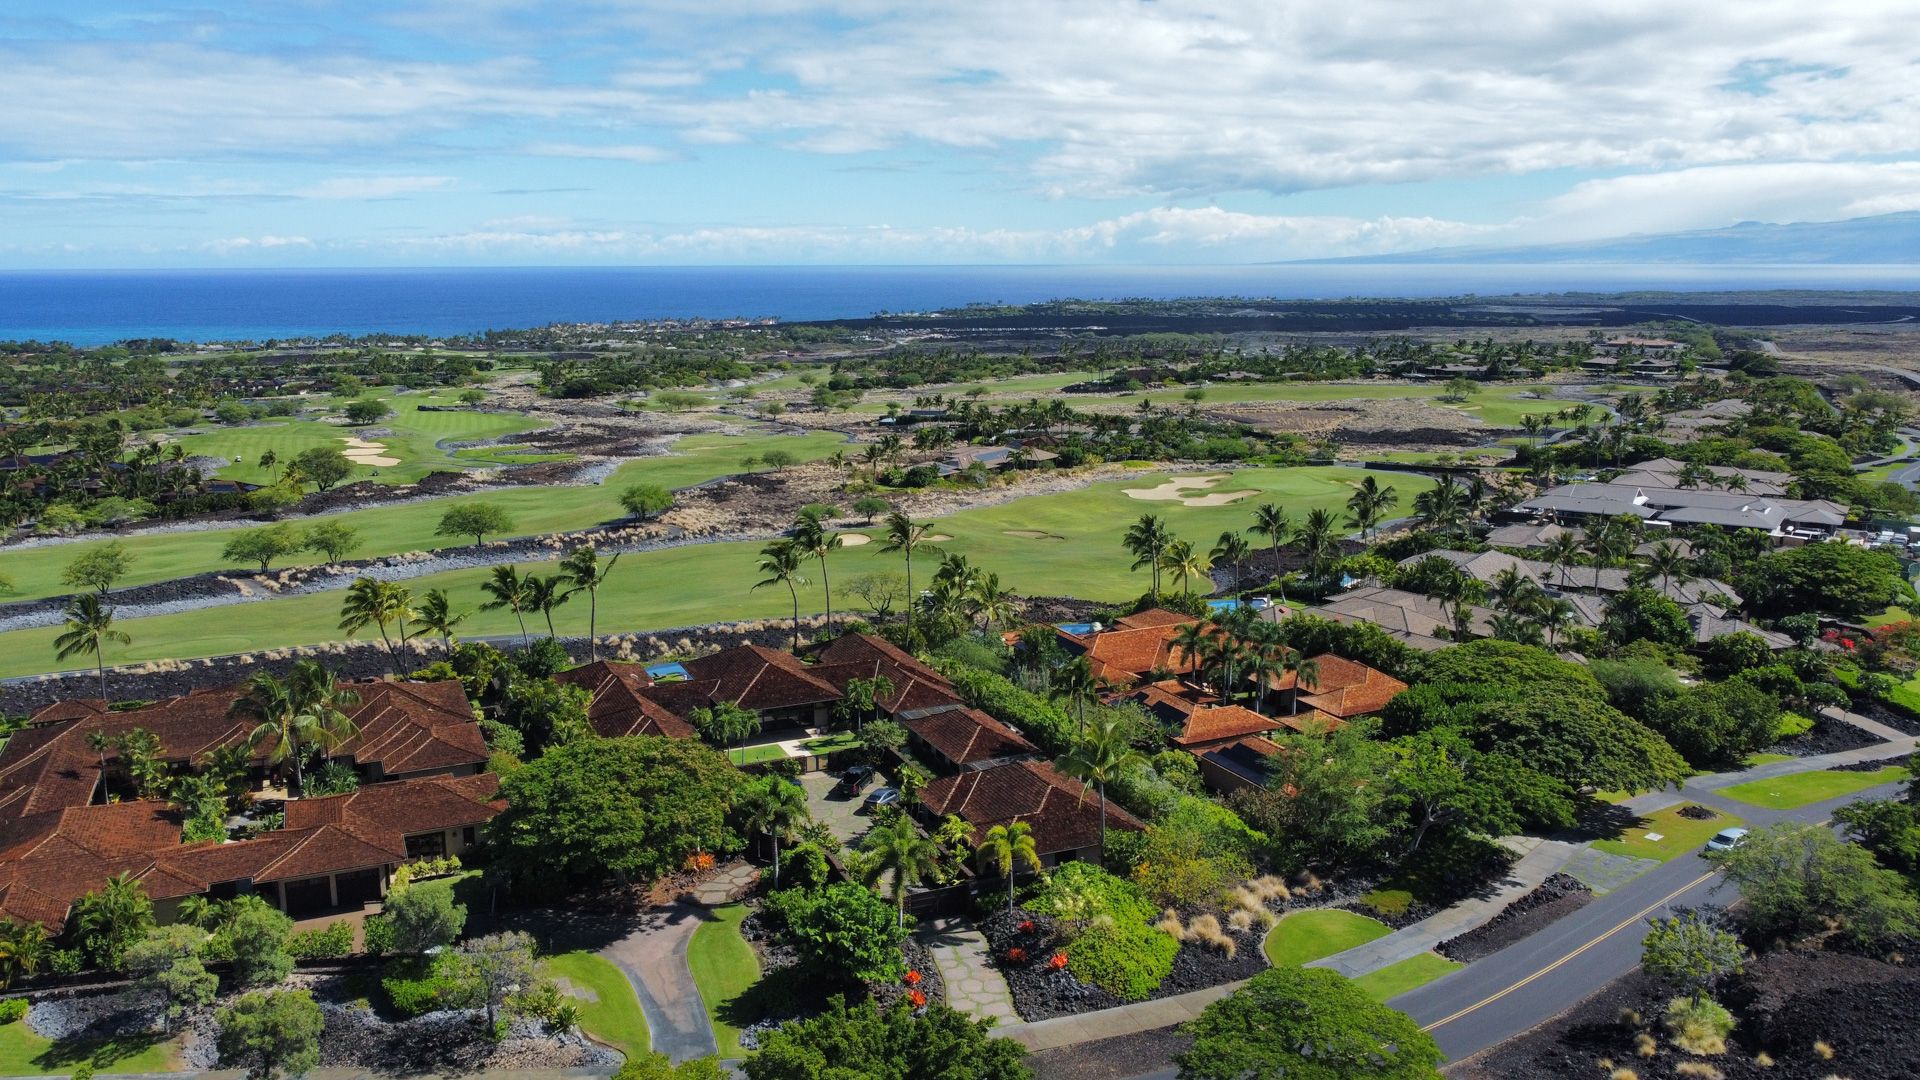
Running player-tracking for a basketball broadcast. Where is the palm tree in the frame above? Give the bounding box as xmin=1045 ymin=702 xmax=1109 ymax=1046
xmin=480 ymin=565 xmax=534 ymax=646
xmin=338 ymin=577 xmax=414 ymax=677
xmin=74 ymin=872 xmax=150 ymax=970
xmin=1171 ymin=622 xmax=1215 ymax=690
xmin=738 ymin=775 xmax=809 ymax=889
xmin=976 ymin=821 xmax=1042 ymax=910
xmin=523 ymin=574 xmax=572 ymax=638
xmin=1051 ymin=656 xmax=1100 ymax=731
xmin=1294 ymin=507 xmax=1340 ymax=581
xmin=559 ymin=545 xmax=622 ymax=661
xmin=752 ymin=541 xmax=810 ymax=651
xmin=1584 ymin=517 xmax=1635 ymax=566
xmin=860 ymin=816 xmax=941 ymax=926
xmin=1243 ymin=626 xmax=1288 ymax=713
xmin=1642 ymin=540 xmax=1695 ymax=595
xmin=1345 ymin=475 xmax=1397 ymax=539
xmin=1520 ymin=413 xmax=1549 ymax=448
xmin=1159 ymin=539 xmax=1210 ymax=595
xmin=86 ymin=729 xmax=113 ymax=774
xmin=1210 ymin=531 xmax=1251 ymax=593
xmin=1541 ymin=531 xmax=1584 ymax=590
xmin=1534 ymin=597 xmax=1577 ymax=647
xmin=408 ymin=588 xmax=468 ymax=660
xmin=1288 ymin=651 xmax=1322 ymax=717
xmin=1056 ymin=716 xmax=1145 ymax=861
xmin=1249 ymin=503 xmax=1290 ymax=583
xmin=1122 ymin=514 xmax=1171 ymax=595
xmin=1412 ymin=477 xmax=1470 ymax=533
xmin=791 ymin=509 xmax=844 ymax=633
xmin=967 ymin=572 xmax=1018 ymax=630
xmin=879 ymin=512 xmax=935 ymax=641
xmin=0 ymin=919 xmax=48 ymax=989
xmin=228 ymin=660 xmax=360 ymax=795
xmin=55 ymin=594 xmax=130 ymax=700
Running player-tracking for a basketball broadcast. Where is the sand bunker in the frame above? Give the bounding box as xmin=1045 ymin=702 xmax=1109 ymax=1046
xmin=1004 ymin=529 xmax=1067 ymax=541
xmin=1124 ymin=475 xmax=1259 ymax=507
xmin=836 ymin=533 xmax=873 ymax=546
xmin=340 ymin=436 xmax=400 ymax=467
xmin=925 ymin=534 xmax=954 ymax=542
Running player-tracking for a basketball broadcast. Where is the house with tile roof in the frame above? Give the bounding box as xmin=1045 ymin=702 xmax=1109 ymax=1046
xmin=1259 ymin=654 xmax=1408 ymax=721
xmin=1301 ymin=586 xmax=1497 ymax=651
xmin=897 ymin=704 xmax=1038 ymax=771
xmin=1192 ymin=736 xmax=1285 ymax=795
xmin=1054 ymin=608 xmax=1201 ymax=687
xmin=552 ymin=661 xmax=699 ymax=739
xmin=918 ymin=759 xmax=1143 ymax=865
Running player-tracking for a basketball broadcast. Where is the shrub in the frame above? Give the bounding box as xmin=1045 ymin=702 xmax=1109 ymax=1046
xmin=381 ymin=954 xmax=482 ymax=1017
xmin=1773 ymin=712 xmax=1815 ymax=739
xmin=287 ymin=920 xmax=355 ymax=960
xmin=1664 ymin=996 xmax=1735 ymax=1055
xmin=383 ymin=882 xmax=467 ymax=954
xmin=0 ymin=999 xmax=26 ymax=1024
xmin=1026 ymin=864 xmax=1176 ymax=1001
xmin=935 ymin=663 xmax=1075 ymax=754
xmin=362 ymin=915 xmax=397 ymax=958
xmin=50 ymin=950 xmax=83 ymax=976
xmin=762 ymin=884 xmax=905 ymax=985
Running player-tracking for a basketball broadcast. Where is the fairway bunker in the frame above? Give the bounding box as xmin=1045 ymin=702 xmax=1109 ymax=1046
xmin=1123 ymin=474 xmax=1259 ymax=507
xmin=1004 ymin=529 xmax=1067 ymax=541
xmin=836 ymin=533 xmax=873 ymax=546
xmin=924 ymin=533 xmax=953 ymax=541
xmin=340 ymin=436 xmax=401 ymax=467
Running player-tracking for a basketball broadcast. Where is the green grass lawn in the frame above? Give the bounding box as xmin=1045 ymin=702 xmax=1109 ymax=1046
xmin=0 ymin=429 xmax=850 ymax=604
xmin=1351 ymin=952 xmax=1462 ymax=1002
xmin=1263 ymin=909 xmax=1394 ymax=968
xmin=1744 ymin=753 xmax=1794 ymax=767
xmin=687 ymin=904 xmax=761 ymax=1059
xmin=0 ymin=1019 xmax=183 ymax=1076
xmin=175 ymin=388 xmax=545 ymax=487
xmin=1591 ymin=804 xmax=1742 ymax=863
xmin=728 ymin=744 xmax=788 ymax=766
xmin=0 ymin=464 xmax=1426 ymax=677
xmin=801 ymin=732 xmax=861 ymax=753
xmin=541 ymin=950 xmax=650 ymax=1060
xmin=1356 ymin=888 xmax=1415 ymax=918
xmin=1718 ymin=767 xmax=1908 ymax=810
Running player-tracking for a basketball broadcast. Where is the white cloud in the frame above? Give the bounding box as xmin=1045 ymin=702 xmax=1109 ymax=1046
xmin=203 ymin=235 xmax=313 ymax=254
xmin=1520 ymin=161 xmax=1920 ymax=242
xmin=293 ymin=176 xmax=454 ymax=200
xmin=524 ymin=142 xmax=677 ymax=163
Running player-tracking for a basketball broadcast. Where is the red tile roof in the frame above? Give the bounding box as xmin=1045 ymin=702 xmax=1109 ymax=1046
xmin=901 ymin=706 xmax=1037 ymax=766
xmin=1171 ymin=704 xmax=1281 ymax=748
xmin=1057 ymin=611 xmax=1202 ymax=687
xmin=811 ymin=633 xmax=963 ymax=715
xmin=1261 ymin=654 xmax=1407 ymax=718
xmin=919 ymin=760 xmax=1142 ymax=856
xmin=678 ymin=644 xmax=842 ymax=712
xmin=553 ymin=662 xmax=698 ymax=739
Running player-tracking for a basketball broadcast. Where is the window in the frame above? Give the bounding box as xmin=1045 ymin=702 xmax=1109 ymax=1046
xmin=405 ymin=832 xmax=446 ymax=859
xmin=462 ymin=826 xmax=477 ymax=846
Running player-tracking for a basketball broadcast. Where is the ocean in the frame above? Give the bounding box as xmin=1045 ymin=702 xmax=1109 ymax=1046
xmin=2 ymin=264 xmax=1918 ymax=346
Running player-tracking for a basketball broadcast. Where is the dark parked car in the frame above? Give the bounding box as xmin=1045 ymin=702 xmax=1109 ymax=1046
xmin=837 ymin=765 xmax=875 ymax=796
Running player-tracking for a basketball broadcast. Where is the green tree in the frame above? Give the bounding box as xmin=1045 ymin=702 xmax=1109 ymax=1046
xmin=1473 ymin=689 xmax=1688 ymax=793
xmin=753 ymin=540 xmax=810 ymax=651
xmin=302 ymin=521 xmax=361 ymax=563
xmin=1248 ymin=503 xmax=1290 ymax=587
xmin=287 ymin=446 xmax=352 ymax=492
xmin=1708 ymin=822 xmax=1920 ymax=948
xmin=1123 ymin=513 xmax=1171 ymax=594
xmin=479 ymin=564 xmax=535 ymax=646
xmin=61 ymin=542 xmax=136 ymax=597
xmin=384 ymin=882 xmax=467 ymax=953
xmin=1228 ymin=724 xmax=1397 ymax=870
xmin=228 ymin=660 xmax=361 ymax=795
xmin=408 ymin=588 xmax=468 ymax=660
xmin=692 ymin=701 xmax=760 ymax=748
xmin=976 ymin=820 xmax=1042 ymax=910
xmin=455 ymin=931 xmax=538 ymax=1030
xmin=74 ymin=872 xmax=154 ymax=971
xmin=1600 ymin=586 xmax=1692 ymax=651
xmin=1176 ymin=967 xmax=1442 ymax=1080
xmin=859 ymin=816 xmax=941 ymax=926
xmin=852 ymin=495 xmax=890 ymax=524
xmin=126 ymin=925 xmax=216 ymax=1030
xmin=338 ymin=577 xmax=414 ymax=677
xmin=501 ymin=678 xmax=594 ymax=756
xmin=55 ymin=593 xmax=131 ymax=700
xmin=560 ymin=545 xmax=622 ymax=660
xmin=1386 ymin=729 xmax=1574 ymax=854
xmin=523 ymin=573 xmax=572 ymax=638
xmin=620 ymin=483 xmax=674 ymax=521
xmin=343 ymin=398 xmax=391 ymax=424
xmin=222 ymin=524 xmax=304 ymax=573
xmin=494 ymin=736 xmax=746 ymax=893
xmin=790 ymin=509 xmax=843 ymax=632
xmin=216 ymin=895 xmax=295 ymax=988
xmin=879 ymin=511 xmax=935 ymax=642
xmin=744 ymin=997 xmax=1029 ymax=1080
xmin=1159 ymin=538 xmax=1211 ymax=595
xmin=1641 ymin=912 xmax=1747 ymax=1005
xmin=764 ymin=884 xmax=906 ymax=985
xmin=738 ymin=775 xmax=809 ymax=888
xmin=0 ymin=919 xmax=50 ymax=989
xmin=216 ymin=990 xmax=324 ymax=1080
xmin=436 ymin=502 xmax=516 ymax=547
xmin=1056 ymin=715 xmax=1146 ymax=861
xmin=1645 ymin=680 xmax=1781 ymax=768
xmin=1740 ymin=540 xmax=1912 ymax=620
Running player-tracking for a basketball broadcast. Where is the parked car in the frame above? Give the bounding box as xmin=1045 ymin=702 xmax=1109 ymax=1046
xmin=1705 ymin=827 xmax=1750 ymax=852
xmin=837 ymin=766 xmax=875 ymax=797
xmin=863 ymin=786 xmax=901 ymax=811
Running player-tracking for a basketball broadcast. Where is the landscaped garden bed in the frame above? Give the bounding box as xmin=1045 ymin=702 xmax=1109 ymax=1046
xmin=1437 ymin=873 xmax=1594 ymax=964
xmin=1762 ymin=710 xmax=1879 ymax=757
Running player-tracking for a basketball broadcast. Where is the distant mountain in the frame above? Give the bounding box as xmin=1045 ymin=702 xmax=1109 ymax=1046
xmin=1311 ymin=211 xmax=1920 ymax=265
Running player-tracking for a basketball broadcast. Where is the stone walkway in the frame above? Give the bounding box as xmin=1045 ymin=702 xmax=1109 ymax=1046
xmin=688 ymin=861 xmax=760 ymax=906
xmin=599 ymin=903 xmax=718 ymax=1063
xmin=1306 ymin=838 xmax=1581 ymax=978
xmin=917 ymin=916 xmax=1018 ymax=1024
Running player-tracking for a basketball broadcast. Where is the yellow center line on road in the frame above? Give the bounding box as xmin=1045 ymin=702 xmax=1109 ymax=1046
xmin=1420 ymin=869 xmax=1717 ymax=1034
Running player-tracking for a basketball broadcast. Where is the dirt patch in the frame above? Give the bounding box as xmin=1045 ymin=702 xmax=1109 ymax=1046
xmin=1677 ymin=804 xmax=1719 ymax=820
xmin=1437 ymin=874 xmax=1594 ymax=964
xmin=924 ymin=533 xmax=954 ymax=542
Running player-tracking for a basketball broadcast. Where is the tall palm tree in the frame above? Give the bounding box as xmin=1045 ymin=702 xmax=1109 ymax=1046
xmin=1210 ymin=531 xmax=1251 ymax=593
xmin=1345 ymin=475 xmax=1397 ymax=539
xmin=738 ymin=775 xmax=809 ymax=889
xmin=523 ymin=574 xmax=571 ymax=638
xmin=879 ymin=512 xmax=935 ymax=641
xmin=1288 ymin=652 xmax=1322 ymax=717
xmin=1244 ymin=626 xmax=1289 ymax=713
xmin=480 ymin=565 xmax=534 ymax=646
xmin=791 ymin=509 xmax=843 ymax=633
xmin=976 ymin=821 xmax=1042 ymax=910
xmin=1642 ymin=540 xmax=1695 ymax=596
xmin=1534 ymin=597 xmax=1577 ymax=647
xmin=752 ymin=541 xmax=810 ymax=651
xmin=1123 ymin=514 xmax=1171 ymax=595
xmin=1249 ymin=503 xmax=1291 ymax=598
xmin=1159 ymin=539 xmax=1210 ymax=595
xmin=338 ymin=577 xmax=414 ymax=677
xmin=967 ymin=572 xmax=1018 ymax=630
xmin=1412 ymin=477 xmax=1470 ymax=533
xmin=559 ymin=545 xmax=622 ymax=661
xmin=228 ymin=660 xmax=360 ymax=795
xmin=1057 ymin=716 xmax=1145 ymax=861
xmin=1584 ymin=516 xmax=1635 ymax=566
xmin=55 ymin=594 xmax=131 ymax=700
xmin=1541 ymin=531 xmax=1584 ymax=590
xmin=1051 ymin=656 xmax=1100 ymax=731
xmin=408 ymin=588 xmax=468 ymax=660
xmin=860 ymin=816 xmax=941 ymax=926
xmin=1293 ymin=507 xmax=1340 ymax=581
xmin=1170 ymin=621 xmax=1215 ymax=690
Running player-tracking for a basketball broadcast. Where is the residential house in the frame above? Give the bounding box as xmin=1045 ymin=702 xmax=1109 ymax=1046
xmin=918 ymin=759 xmax=1143 ymax=866
xmin=1054 ymin=608 xmax=1201 ymax=687
xmin=1259 ymin=654 xmax=1407 ymax=723
xmin=1298 ymin=586 xmax=1497 ymax=651
xmin=897 ymin=704 xmax=1038 ymax=772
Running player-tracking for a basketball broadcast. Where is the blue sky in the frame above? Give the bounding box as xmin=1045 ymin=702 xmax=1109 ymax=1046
xmin=3 ymin=1 xmax=1918 ymax=267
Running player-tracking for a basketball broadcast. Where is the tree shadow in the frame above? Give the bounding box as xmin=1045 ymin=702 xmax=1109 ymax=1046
xmin=712 ymin=965 xmax=813 ymax=1035
xmin=31 ymin=1032 xmax=172 ymax=1071
xmin=1571 ymin=800 xmax=1644 ymax=843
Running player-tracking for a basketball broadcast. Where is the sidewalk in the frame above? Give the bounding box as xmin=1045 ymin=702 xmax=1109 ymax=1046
xmin=1307 ymin=838 xmax=1581 ymax=978
xmin=999 ymin=980 xmax=1247 ymax=1052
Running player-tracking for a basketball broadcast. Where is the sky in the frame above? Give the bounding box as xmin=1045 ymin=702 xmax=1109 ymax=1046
xmin=2 ymin=1 xmax=1919 ymax=267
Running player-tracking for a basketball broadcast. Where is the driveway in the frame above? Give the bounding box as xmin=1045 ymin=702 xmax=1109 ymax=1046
xmin=800 ymin=769 xmax=880 ymax=848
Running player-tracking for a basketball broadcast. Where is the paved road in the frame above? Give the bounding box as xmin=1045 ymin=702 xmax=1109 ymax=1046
xmin=1395 ymin=777 xmax=1905 ymax=1066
